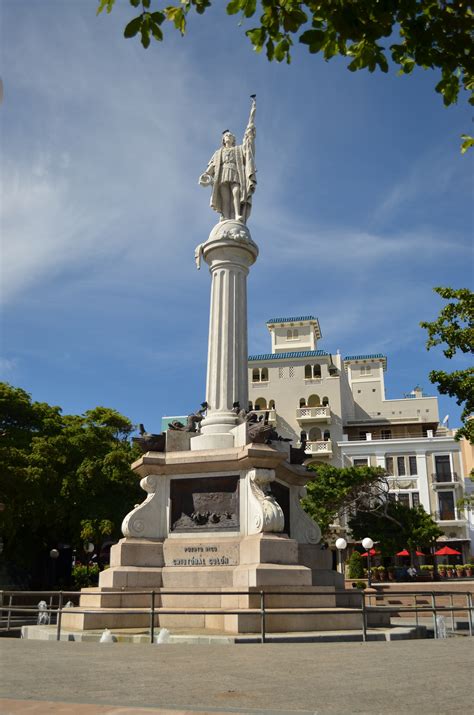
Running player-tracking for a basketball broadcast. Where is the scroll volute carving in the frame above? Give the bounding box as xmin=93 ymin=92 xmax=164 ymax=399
xmin=248 ymin=468 xmax=284 ymax=534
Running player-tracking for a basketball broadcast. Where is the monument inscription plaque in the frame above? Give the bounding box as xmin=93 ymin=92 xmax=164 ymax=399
xmin=170 ymin=475 xmax=239 ymax=532
xmin=164 ymin=540 xmax=240 ymax=567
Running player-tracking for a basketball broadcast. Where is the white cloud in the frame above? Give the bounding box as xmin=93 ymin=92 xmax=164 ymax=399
xmin=0 ymin=357 xmax=18 ymax=377
xmin=370 ymin=145 xmax=469 ymax=227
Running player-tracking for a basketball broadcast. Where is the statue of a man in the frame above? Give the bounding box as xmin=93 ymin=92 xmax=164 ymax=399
xmin=199 ymin=97 xmax=256 ymax=224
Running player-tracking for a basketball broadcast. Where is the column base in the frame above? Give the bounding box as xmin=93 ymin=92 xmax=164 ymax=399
xmin=190 ymin=432 xmax=236 ymax=450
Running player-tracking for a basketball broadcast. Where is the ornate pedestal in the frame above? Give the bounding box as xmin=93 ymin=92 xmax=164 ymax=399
xmin=61 ymin=444 xmax=352 ymax=634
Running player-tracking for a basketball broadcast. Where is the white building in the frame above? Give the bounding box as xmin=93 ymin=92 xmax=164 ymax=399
xmin=248 ymin=315 xmax=473 ymax=559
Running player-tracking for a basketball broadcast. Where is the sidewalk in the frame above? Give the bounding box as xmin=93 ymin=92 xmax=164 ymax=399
xmin=1 ymin=638 xmax=472 ymax=714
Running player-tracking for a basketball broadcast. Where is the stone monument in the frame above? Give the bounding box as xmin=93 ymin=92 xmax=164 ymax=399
xmin=62 ymin=99 xmax=371 ymax=636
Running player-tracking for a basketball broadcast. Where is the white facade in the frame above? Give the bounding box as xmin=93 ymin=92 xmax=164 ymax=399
xmin=248 ymin=316 xmax=473 ymax=559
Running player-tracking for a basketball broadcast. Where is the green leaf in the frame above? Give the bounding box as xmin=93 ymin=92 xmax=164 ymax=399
xmin=243 ymin=0 xmax=256 ymax=19
xmin=151 ymin=10 xmax=165 ymax=23
xmin=124 ymin=16 xmax=142 ymax=38
xmin=274 ymin=38 xmax=289 ymax=63
xmin=166 ymin=7 xmax=186 ymax=34
xmin=150 ymin=22 xmax=163 ymax=41
xmin=142 ymin=0 xmax=151 ymax=7
xmin=246 ymin=26 xmax=266 ymax=51
xmin=227 ymin=0 xmax=242 ymax=16
xmin=97 ymin=0 xmax=115 ymax=15
xmin=129 ymin=0 xmax=141 ymax=7
xmin=461 ymin=134 xmax=474 ymax=154
xmin=141 ymin=25 xmax=151 ymax=48
xmin=299 ymin=29 xmax=324 ymax=47
xmin=265 ymin=37 xmax=274 ymax=61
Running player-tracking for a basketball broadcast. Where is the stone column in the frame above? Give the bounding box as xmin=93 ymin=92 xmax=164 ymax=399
xmin=191 ymin=220 xmax=258 ymax=450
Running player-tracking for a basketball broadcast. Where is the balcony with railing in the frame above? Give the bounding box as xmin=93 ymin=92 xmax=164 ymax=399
xmin=304 ymin=440 xmax=333 ymax=457
xmin=431 ymin=472 xmax=461 ymax=489
xmin=296 ymin=406 xmax=331 ymax=424
xmin=252 ymin=409 xmax=277 ymax=425
xmin=434 ymin=509 xmax=467 ymax=523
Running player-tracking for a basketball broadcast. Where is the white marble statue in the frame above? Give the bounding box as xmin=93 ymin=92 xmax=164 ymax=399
xmin=199 ymin=96 xmax=257 ymax=224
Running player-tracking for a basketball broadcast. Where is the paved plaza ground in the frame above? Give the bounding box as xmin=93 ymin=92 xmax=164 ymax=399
xmin=0 ymin=638 xmax=472 ymax=714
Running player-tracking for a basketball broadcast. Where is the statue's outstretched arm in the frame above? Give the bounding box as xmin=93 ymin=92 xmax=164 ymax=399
xmin=248 ymin=95 xmax=256 ymax=129
xmin=243 ymin=96 xmax=256 ymax=158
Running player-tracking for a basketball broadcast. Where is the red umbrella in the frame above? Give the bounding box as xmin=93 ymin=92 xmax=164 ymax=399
xmin=396 ymin=549 xmax=425 ymax=557
xmin=434 ymin=545 xmax=461 ymax=556
xmin=361 ymin=549 xmax=379 ymax=557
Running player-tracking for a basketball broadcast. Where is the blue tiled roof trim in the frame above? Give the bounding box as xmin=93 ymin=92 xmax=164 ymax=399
xmin=266 ymin=315 xmax=316 ymax=324
xmin=343 ymin=354 xmax=386 ymax=361
xmin=248 ymin=350 xmax=329 ymax=361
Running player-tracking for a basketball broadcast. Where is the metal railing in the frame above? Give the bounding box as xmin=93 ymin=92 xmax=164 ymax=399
xmin=434 ymin=510 xmax=466 ymax=522
xmin=431 ymin=472 xmax=459 ymax=484
xmin=1 ymin=588 xmax=473 ymax=644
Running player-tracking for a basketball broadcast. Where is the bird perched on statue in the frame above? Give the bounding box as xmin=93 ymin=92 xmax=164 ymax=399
xmin=133 ymin=423 xmax=166 ymax=453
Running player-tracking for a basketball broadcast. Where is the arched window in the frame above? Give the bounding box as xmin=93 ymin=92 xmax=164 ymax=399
xmin=322 ymin=396 xmax=329 ymax=407
xmin=248 ymin=401 xmax=253 ymax=411
xmin=255 ymin=398 xmax=267 ymax=410
xmin=313 ymin=364 xmax=321 ymax=378
xmin=269 ymin=399 xmax=275 ymax=409
xmin=308 ymin=394 xmax=321 ymax=407
xmin=261 ymin=367 xmax=269 ymax=382
xmin=304 ymin=364 xmax=312 ymax=379
xmin=299 ymin=397 xmax=306 ymax=408
xmin=309 ymin=427 xmax=322 ymax=441
xmin=300 ymin=431 xmax=307 ymax=441
xmin=252 ymin=368 xmax=260 ymax=382
xmin=286 ymin=328 xmax=298 ymax=340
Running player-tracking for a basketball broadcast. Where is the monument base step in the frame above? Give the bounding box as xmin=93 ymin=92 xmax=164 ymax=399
xmin=60 ymin=603 xmax=390 ymax=633
xmin=21 ymin=623 xmax=426 ymax=643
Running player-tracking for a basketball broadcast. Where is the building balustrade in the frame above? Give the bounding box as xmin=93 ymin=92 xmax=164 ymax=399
xmin=251 ymin=409 xmax=276 ymax=424
xmin=304 ymin=440 xmax=333 ymax=456
xmin=431 ymin=472 xmax=459 ymax=484
xmin=434 ymin=509 xmax=466 ymax=523
xmin=346 ymin=432 xmax=441 ymax=441
xmin=296 ymin=406 xmax=331 ymax=423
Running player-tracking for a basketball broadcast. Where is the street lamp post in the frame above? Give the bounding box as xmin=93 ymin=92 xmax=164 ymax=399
xmin=335 ymin=537 xmax=347 ymax=578
xmin=362 ymin=537 xmax=374 ymax=588
xmin=49 ymin=548 xmax=59 ymax=589
xmin=84 ymin=542 xmax=95 ymax=580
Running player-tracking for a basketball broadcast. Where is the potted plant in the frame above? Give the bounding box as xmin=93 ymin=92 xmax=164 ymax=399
xmin=438 ymin=564 xmax=447 ymax=578
xmin=456 ymin=565 xmax=465 ymax=577
xmin=465 ymin=564 xmax=473 ymax=577
xmin=420 ymin=565 xmax=433 ymax=580
xmin=377 ymin=566 xmax=386 ymax=581
xmin=445 ymin=565 xmax=454 ymax=578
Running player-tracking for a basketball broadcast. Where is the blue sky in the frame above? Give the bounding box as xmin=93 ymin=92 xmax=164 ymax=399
xmin=1 ymin=1 xmax=472 ymax=431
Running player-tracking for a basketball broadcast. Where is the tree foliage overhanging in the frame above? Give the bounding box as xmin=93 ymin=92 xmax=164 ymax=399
xmin=421 ymin=286 xmax=474 ymax=443
xmin=349 ymin=501 xmax=443 ymax=556
xmin=98 ymin=0 xmax=474 ymax=151
xmin=301 ymin=462 xmax=388 ymax=539
xmin=302 ymin=463 xmax=443 ymax=556
xmin=0 ymin=382 xmax=142 ymax=585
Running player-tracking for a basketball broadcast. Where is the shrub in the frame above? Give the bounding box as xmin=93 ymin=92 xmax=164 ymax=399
xmin=347 ymin=551 xmax=364 ymax=579
xmin=72 ymin=563 xmax=100 ymax=589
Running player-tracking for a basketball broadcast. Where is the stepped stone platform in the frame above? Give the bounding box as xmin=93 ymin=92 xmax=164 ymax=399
xmin=22 ymin=622 xmax=423 ymax=643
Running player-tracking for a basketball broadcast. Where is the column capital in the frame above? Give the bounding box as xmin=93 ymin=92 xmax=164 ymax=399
xmin=200 ymin=220 xmax=258 ymax=269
